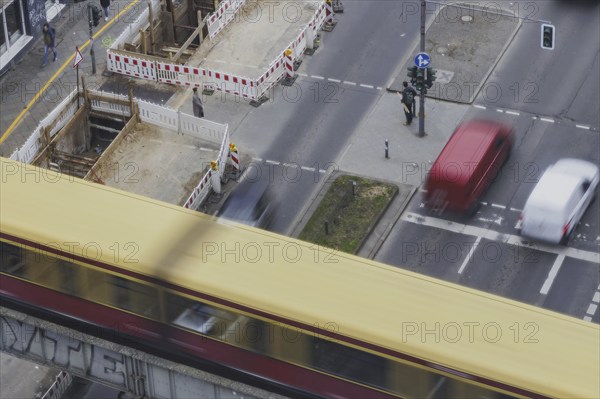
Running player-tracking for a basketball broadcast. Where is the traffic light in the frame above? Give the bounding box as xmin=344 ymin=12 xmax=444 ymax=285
xmin=541 ymin=24 xmax=555 ymax=50
xmin=90 ymin=5 xmax=101 ymax=27
xmin=407 ymin=66 xmax=418 ymax=85
xmin=415 ymin=68 xmax=425 ymax=93
xmin=426 ymin=67 xmax=437 ymax=89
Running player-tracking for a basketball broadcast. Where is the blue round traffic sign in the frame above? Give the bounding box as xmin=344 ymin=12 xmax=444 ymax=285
xmin=414 ymin=52 xmax=431 ymax=68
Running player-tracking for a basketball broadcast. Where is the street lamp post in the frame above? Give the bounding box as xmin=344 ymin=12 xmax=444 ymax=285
xmin=418 ymin=0 xmax=426 ymax=137
xmin=88 ymin=5 xmax=97 ymax=75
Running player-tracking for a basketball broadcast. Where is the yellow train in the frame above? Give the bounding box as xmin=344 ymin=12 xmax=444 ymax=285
xmin=1 ymin=158 xmax=598 ymax=398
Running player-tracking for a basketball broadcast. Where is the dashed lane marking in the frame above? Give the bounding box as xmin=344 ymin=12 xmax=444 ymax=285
xmin=473 ymin=105 xmax=487 ymax=110
xmin=401 ymin=212 xmax=600 ymax=264
xmin=252 ymin=158 xmax=327 ymax=174
xmin=584 ymin=284 xmax=600 ymax=322
xmin=576 ymin=125 xmax=591 ymax=130
xmin=505 ymin=110 xmax=520 ymax=116
xmin=312 ymin=75 xmax=325 ymax=80
xmin=343 ymin=81 xmax=357 ymax=86
xmin=540 ymin=254 xmax=565 ymax=295
xmin=360 ymin=84 xmax=374 ymax=89
xmin=539 ymin=117 xmax=555 ymax=123
xmin=328 ymin=78 xmax=341 ymax=83
xmin=491 ymin=203 xmax=506 ymax=209
xmin=458 ymin=236 xmax=481 ymax=274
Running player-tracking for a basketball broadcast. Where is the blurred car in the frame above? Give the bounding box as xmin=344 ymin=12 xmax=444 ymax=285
xmin=424 ymin=119 xmax=514 ymax=214
xmin=520 ymin=158 xmax=599 ymax=244
xmin=216 ymin=180 xmax=275 ymax=229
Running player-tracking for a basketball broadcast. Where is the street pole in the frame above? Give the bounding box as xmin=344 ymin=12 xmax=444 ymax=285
xmin=418 ymin=0 xmax=426 ymax=137
xmin=88 ymin=5 xmax=96 ymax=75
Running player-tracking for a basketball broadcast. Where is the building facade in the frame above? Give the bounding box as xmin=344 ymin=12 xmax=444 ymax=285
xmin=1 ymin=0 xmax=65 ymax=74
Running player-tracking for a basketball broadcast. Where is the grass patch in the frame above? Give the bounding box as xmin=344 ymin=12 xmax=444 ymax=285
xmin=299 ymin=175 xmax=397 ymax=254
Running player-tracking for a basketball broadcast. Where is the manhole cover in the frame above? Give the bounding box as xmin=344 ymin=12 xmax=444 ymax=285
xmin=436 ymin=46 xmax=448 ymax=55
xmin=461 ymin=15 xmax=473 ymax=22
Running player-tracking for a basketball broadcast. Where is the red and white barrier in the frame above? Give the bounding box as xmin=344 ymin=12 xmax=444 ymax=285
xmin=207 ymin=0 xmax=247 ymax=39
xmin=107 ymin=52 xmax=157 ymax=81
xmin=106 ymin=0 xmax=331 ymax=102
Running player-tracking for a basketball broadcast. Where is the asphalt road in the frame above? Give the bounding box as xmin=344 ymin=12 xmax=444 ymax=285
xmin=227 ymin=0 xmax=420 ymax=235
xmin=376 ymin=0 xmax=600 ymax=323
xmin=480 ymin=1 xmax=600 ymax=127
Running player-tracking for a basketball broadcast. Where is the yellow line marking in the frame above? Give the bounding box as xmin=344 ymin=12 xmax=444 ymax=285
xmin=0 ymin=0 xmax=141 ymax=145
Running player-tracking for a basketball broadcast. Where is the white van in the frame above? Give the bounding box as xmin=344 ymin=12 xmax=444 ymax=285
xmin=520 ymin=159 xmax=599 ymax=244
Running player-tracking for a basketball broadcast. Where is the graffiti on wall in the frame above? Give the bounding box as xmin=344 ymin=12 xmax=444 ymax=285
xmin=0 ymin=316 xmax=127 ymax=388
xmin=25 ymin=0 xmax=48 ymax=36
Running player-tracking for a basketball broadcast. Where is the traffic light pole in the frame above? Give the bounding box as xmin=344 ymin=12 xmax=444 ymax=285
xmin=88 ymin=5 xmax=96 ymax=75
xmin=418 ymin=0 xmax=426 ymax=137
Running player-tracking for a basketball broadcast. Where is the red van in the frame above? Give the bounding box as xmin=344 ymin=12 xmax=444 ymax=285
xmin=424 ymin=120 xmax=514 ymax=214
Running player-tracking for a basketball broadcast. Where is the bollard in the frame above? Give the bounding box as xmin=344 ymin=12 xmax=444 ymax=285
xmin=229 ymin=143 xmax=241 ymax=179
xmin=385 ymin=139 xmax=389 ymax=159
xmin=351 ymin=180 xmax=356 ymax=196
xmin=325 ymin=221 xmax=330 ymax=235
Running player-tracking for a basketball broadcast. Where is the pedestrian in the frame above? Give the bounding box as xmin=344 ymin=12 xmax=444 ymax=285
xmin=192 ymin=88 xmax=204 ymax=118
xmin=41 ymin=22 xmax=57 ymax=67
xmin=100 ymin=0 xmax=110 ymax=21
xmin=400 ymin=81 xmax=417 ymax=125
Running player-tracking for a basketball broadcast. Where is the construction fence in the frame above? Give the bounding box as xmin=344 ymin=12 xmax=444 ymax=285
xmin=106 ymin=0 xmax=333 ymax=101
xmin=9 ymin=89 xmax=232 ymax=211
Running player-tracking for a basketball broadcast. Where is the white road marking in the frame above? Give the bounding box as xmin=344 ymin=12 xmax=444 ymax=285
xmin=540 ymin=254 xmax=565 ymax=295
xmin=540 ymin=117 xmax=555 ymax=123
xmin=252 ymin=157 xmax=263 ymax=162
xmin=328 ymin=78 xmax=341 ymax=83
xmin=505 ymin=110 xmax=520 ymax=116
xmin=376 ymin=87 xmax=383 ymax=90
xmin=576 ymin=125 xmax=591 ymax=130
xmin=496 ymin=109 xmax=504 ymax=113
xmin=312 ymin=75 xmax=325 ymax=80
xmin=593 ymin=292 xmax=600 ymax=303
xmin=297 ymin=72 xmax=308 ymax=77
xmin=282 ymin=162 xmax=298 ymax=168
xmin=586 ymin=304 xmax=598 ymax=316
xmin=301 ymin=166 xmax=316 ymax=172
xmin=491 ymin=203 xmax=506 ymax=209
xmin=473 ymin=105 xmax=487 ymax=110
xmin=319 ymin=169 xmax=327 ymax=174
xmin=360 ymin=84 xmax=374 ymax=89
xmin=265 ymin=160 xmax=280 ymax=165
xmin=458 ymin=236 xmax=481 ymax=274
xmin=514 ymin=219 xmax=523 ymax=230
xmin=584 ymin=316 xmax=592 ymax=322
xmin=510 ymin=207 xmax=522 ymax=212
xmin=480 ymin=201 xmax=488 ymax=206
xmin=344 ymin=81 xmax=357 ymax=86
xmin=401 ymin=212 xmax=600 ymax=263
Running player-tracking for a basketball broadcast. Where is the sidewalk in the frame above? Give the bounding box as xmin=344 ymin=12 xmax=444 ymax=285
xmin=0 ymin=0 xmax=143 ymax=157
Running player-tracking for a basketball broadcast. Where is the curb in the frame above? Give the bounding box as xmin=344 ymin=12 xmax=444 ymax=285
xmin=358 ymin=185 xmax=418 ymax=260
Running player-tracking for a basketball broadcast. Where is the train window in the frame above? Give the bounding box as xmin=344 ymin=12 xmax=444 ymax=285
xmin=311 ymin=337 xmax=386 ymax=390
xmin=107 ymin=276 xmax=159 ymax=318
xmin=0 ymin=241 xmax=27 ymax=276
xmin=166 ymin=292 xmax=237 ymax=337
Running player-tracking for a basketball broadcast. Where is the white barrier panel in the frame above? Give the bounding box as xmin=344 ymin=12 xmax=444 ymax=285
xmin=107 ymin=52 xmax=157 ymax=81
xmin=138 ymin=100 xmax=179 ymax=131
xmin=255 ymin=57 xmax=285 ymax=99
xmin=207 ymin=0 xmax=247 ymax=40
xmin=311 ymin=0 xmax=328 ymax=35
xmin=184 ymin=169 xmax=213 ymax=209
xmin=289 ymin=30 xmax=307 ymax=61
xmin=179 ymin=113 xmax=226 ymax=144
xmin=90 ymin=91 xmax=132 ymax=118
xmin=156 ymin=63 xmax=196 ymax=86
